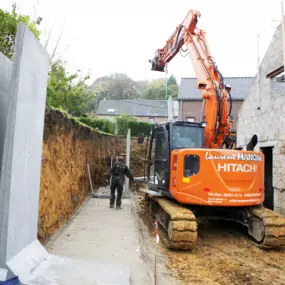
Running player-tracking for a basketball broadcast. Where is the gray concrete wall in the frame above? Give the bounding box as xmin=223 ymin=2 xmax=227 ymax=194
xmin=0 ymin=53 xmax=13 ymax=276
xmin=0 ymin=23 xmax=50 ymax=280
xmin=0 ymin=53 xmax=13 ymax=281
xmin=237 ymin=23 xmax=285 ymax=213
xmin=0 ymin=53 xmax=12 ymax=173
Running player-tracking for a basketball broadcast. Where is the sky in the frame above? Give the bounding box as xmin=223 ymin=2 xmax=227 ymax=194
xmin=1 ymin=0 xmax=284 ymax=84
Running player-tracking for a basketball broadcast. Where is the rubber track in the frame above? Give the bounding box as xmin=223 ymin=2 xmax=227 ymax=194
xmin=249 ymin=205 xmax=285 ymax=248
xmin=150 ymin=197 xmax=198 ymax=250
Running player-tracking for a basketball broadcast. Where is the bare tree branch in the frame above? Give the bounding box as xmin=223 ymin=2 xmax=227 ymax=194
xmin=44 ymin=25 xmax=54 ymax=49
xmin=50 ymin=20 xmax=65 ymax=62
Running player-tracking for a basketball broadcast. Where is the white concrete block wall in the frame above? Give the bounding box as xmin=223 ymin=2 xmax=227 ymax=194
xmin=237 ymin=23 xmax=285 ymax=213
xmin=0 ymin=53 xmax=12 ymax=174
xmin=0 ymin=23 xmax=50 ymax=281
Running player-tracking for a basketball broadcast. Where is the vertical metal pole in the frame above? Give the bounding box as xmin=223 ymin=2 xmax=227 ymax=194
xmin=165 ymin=64 xmax=168 ymax=100
xmin=154 ymin=219 xmax=159 ymax=285
xmin=256 ymin=34 xmax=260 ymax=107
xmin=124 ymin=129 xmax=131 ymax=198
xmin=167 ymin=96 xmax=173 ymax=121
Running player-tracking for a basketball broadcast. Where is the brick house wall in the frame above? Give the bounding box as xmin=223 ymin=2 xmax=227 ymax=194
xmin=180 ymin=100 xmax=243 ymax=128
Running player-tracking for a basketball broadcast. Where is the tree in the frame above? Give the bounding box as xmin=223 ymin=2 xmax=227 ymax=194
xmin=0 ymin=3 xmax=42 ymax=59
xmin=47 ymin=60 xmax=95 ymax=114
xmin=144 ymin=78 xmax=166 ymax=100
xmin=135 ymin=80 xmax=149 ymax=97
xmin=142 ymin=75 xmax=179 ymax=100
xmin=167 ymin=74 xmax=178 ymax=86
xmin=89 ymin=73 xmax=140 ymax=110
xmin=108 ymin=73 xmax=139 ymax=99
xmin=167 ymin=84 xmax=179 ymax=99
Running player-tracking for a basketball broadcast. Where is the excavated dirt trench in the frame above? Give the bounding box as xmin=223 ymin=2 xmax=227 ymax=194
xmin=38 ymin=107 xmax=147 ymax=243
xmin=133 ymin=189 xmax=285 ymax=285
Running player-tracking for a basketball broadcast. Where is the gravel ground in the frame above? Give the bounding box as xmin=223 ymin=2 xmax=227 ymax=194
xmin=132 ymin=189 xmax=285 ymax=285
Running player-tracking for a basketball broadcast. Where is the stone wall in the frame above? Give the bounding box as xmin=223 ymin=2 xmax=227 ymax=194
xmin=237 ymin=23 xmax=285 ymax=213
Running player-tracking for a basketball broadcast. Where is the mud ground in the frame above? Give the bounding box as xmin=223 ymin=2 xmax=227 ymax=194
xmin=132 ymin=189 xmax=285 ymax=285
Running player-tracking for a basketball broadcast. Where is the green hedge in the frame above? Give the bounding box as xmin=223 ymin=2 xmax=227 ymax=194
xmin=77 ymin=115 xmax=153 ymax=136
xmin=127 ymin=121 xmax=153 ymax=136
xmin=116 ymin=115 xmax=153 ymax=136
xmin=78 ymin=116 xmax=115 ymax=134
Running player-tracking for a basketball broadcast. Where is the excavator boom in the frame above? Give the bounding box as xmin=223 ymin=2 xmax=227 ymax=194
xmin=149 ymin=9 xmax=232 ymax=149
xmin=149 ymin=10 xmax=200 ymax=71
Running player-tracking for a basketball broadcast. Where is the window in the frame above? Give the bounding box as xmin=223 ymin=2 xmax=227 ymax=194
xmin=149 ymin=117 xmax=155 ymax=124
xmin=172 ymin=125 xmax=203 ymax=149
xmin=266 ymin=66 xmax=285 ymax=97
xmin=186 ymin=117 xmax=195 ymax=122
xmin=273 ymin=71 xmax=285 ymax=82
xmin=184 ymin=155 xmax=200 ymax=177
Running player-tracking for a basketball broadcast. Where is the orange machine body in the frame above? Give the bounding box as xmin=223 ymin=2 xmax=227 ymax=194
xmin=148 ymin=9 xmax=264 ymax=208
xmin=169 ymin=149 xmax=264 ymax=207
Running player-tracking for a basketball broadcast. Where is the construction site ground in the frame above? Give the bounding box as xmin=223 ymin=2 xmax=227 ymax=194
xmin=46 ymin=194 xmax=152 ymax=284
xmin=44 ymin=184 xmax=285 ymax=285
xmin=132 ymin=188 xmax=285 ymax=285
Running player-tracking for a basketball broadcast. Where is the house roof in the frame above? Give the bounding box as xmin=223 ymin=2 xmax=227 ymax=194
xmin=96 ymin=99 xmax=169 ymax=117
xmin=179 ymin=77 xmax=254 ymax=100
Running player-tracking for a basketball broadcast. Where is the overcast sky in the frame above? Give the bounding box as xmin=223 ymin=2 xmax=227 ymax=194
xmin=1 ymin=0 xmax=284 ymax=83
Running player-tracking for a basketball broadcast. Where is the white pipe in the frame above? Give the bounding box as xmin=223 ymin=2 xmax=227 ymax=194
xmin=167 ymin=96 xmax=173 ymax=121
xmin=256 ymin=34 xmax=260 ymax=107
xmin=282 ymin=0 xmax=285 ymax=71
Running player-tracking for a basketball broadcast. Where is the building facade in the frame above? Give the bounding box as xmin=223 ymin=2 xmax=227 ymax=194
xmin=177 ymin=77 xmax=254 ymax=128
xmin=237 ymin=23 xmax=285 ymax=213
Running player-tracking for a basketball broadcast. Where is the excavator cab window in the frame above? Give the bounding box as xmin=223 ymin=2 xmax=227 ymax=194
xmin=171 ymin=124 xmax=204 ymax=150
xmin=147 ymin=122 xmax=203 ymax=193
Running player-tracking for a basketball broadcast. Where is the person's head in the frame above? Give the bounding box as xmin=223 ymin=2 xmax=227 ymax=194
xmin=118 ymin=156 xmax=124 ymax=163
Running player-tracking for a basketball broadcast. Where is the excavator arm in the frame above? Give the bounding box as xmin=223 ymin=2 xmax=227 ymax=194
xmin=149 ymin=9 xmax=233 ymax=149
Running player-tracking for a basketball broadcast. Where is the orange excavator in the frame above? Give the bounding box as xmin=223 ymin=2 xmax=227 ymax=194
xmin=144 ymin=9 xmax=285 ymax=249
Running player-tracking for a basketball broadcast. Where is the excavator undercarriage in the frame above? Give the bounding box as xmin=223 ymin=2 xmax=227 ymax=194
xmin=146 ymin=195 xmax=285 ymax=250
xmin=147 ymin=196 xmax=198 ymax=250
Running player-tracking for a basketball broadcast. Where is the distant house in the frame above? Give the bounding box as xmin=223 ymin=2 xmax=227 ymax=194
xmin=96 ymin=99 xmax=178 ymax=124
xmin=177 ymin=77 xmax=254 ymax=128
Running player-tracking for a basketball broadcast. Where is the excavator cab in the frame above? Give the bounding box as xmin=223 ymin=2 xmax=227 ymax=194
xmin=147 ymin=121 xmax=204 ymax=196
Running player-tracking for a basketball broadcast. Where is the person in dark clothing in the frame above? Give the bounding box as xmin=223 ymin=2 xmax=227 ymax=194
xmin=109 ymin=157 xmax=133 ymax=209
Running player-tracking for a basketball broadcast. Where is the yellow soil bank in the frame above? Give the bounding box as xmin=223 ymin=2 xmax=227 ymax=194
xmin=38 ymin=108 xmax=146 ymax=243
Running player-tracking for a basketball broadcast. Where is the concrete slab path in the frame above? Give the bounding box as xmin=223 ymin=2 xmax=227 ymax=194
xmin=46 ymin=197 xmax=150 ymax=285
